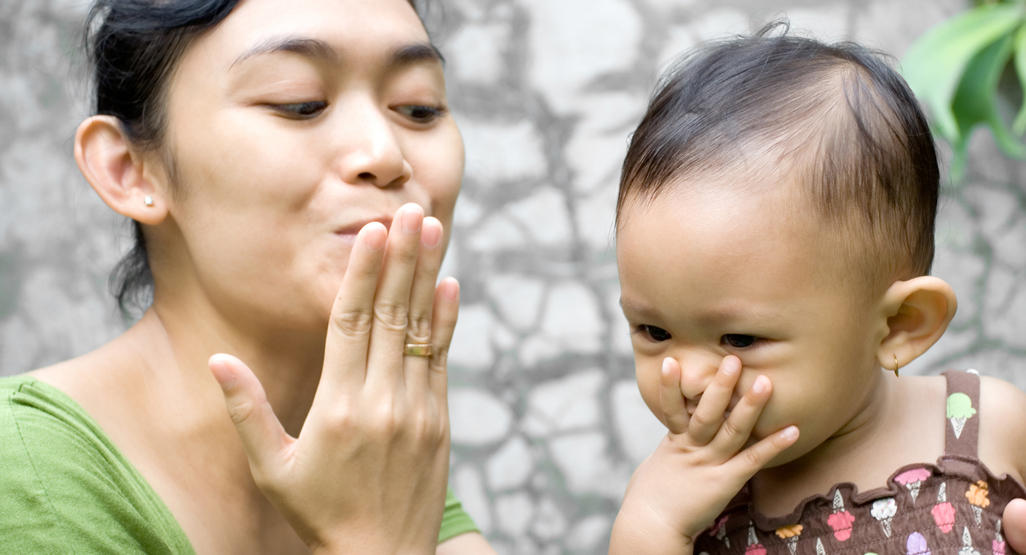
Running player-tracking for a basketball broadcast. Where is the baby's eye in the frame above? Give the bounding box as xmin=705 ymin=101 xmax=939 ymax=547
xmin=722 ymin=334 xmax=757 ymax=348
xmin=270 ymin=101 xmax=328 ymax=119
xmin=395 ymin=104 xmax=445 ymax=123
xmin=639 ymin=325 xmax=672 ymax=342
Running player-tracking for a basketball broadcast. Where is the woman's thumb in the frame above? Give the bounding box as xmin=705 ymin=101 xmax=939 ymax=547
xmin=208 ymin=353 xmax=288 ymax=475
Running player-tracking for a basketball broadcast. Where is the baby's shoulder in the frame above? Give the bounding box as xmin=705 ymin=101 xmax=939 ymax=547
xmin=979 ymin=373 xmax=1026 ymax=423
xmin=978 ymin=373 xmax=1026 ymax=482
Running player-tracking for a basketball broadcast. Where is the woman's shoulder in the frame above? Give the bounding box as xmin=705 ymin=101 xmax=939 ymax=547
xmin=25 ymin=326 xmax=158 ymax=429
xmin=0 ymin=369 xmax=193 ymax=552
xmin=0 ymin=370 xmax=98 ymax=446
xmin=1 ymin=365 xmax=133 ymax=495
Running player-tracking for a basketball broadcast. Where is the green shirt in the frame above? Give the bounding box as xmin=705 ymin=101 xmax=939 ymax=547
xmin=0 ymin=376 xmax=477 ymax=552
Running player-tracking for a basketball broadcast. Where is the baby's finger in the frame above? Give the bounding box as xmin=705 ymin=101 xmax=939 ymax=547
xmin=209 ymin=354 xmax=291 ymax=482
xmin=688 ymin=355 xmax=742 ymax=444
xmin=365 ymin=204 xmax=424 ymax=390
xmin=724 ymin=425 xmax=799 ymax=480
xmin=659 ymin=357 xmax=689 ymax=434
xmin=710 ymin=374 xmax=772 ymax=454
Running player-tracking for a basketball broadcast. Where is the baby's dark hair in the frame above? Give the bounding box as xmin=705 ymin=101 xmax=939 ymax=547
xmin=617 ymin=23 xmax=939 ymax=290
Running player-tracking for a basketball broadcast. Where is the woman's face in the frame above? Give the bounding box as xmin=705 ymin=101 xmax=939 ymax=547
xmin=152 ymin=0 xmax=463 ymax=330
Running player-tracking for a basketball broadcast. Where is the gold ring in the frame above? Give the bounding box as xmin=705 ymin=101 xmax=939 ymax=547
xmin=404 ymin=343 xmax=433 ymax=357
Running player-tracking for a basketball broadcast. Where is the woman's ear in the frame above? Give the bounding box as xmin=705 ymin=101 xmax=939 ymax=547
xmin=74 ymin=115 xmax=168 ymax=225
xmin=876 ymin=276 xmax=957 ymax=370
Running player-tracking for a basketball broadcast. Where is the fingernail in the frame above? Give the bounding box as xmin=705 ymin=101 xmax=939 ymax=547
xmin=422 ymin=218 xmax=442 ymax=248
xmin=401 ymin=204 xmax=423 ymax=234
xmin=362 ymin=223 xmax=386 ymax=250
xmin=722 ymin=357 xmax=740 ymax=375
xmin=208 ymin=355 xmax=237 ymax=389
xmin=781 ymin=425 xmax=799 ymax=440
xmin=441 ymin=277 xmax=460 ymax=300
xmin=752 ymin=375 xmax=769 ymax=394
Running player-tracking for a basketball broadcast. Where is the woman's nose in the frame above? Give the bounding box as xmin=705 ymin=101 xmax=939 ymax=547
xmin=334 ymin=101 xmax=412 ymax=188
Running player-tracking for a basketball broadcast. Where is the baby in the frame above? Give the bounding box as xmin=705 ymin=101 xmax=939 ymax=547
xmin=608 ymin=26 xmax=1026 ymax=554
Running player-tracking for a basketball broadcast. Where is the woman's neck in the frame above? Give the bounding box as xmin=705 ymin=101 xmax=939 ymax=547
xmin=147 ymin=293 xmax=326 ymax=436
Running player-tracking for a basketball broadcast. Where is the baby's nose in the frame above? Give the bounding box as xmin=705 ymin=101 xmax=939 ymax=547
xmin=678 ymin=356 xmax=719 ymax=400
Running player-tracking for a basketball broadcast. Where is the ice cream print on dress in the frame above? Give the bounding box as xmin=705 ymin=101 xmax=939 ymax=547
xmin=896 ymin=468 xmax=932 ymax=504
xmin=872 ymin=497 xmax=898 ymax=538
xmin=946 ymin=392 xmax=977 ymax=439
xmin=827 ymin=489 xmax=855 ymax=541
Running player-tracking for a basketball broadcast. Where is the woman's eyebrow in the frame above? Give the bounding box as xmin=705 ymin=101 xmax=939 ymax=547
xmin=231 ymin=37 xmax=338 ymax=69
xmin=230 ymin=37 xmax=445 ymax=70
xmin=390 ymin=42 xmax=446 ymax=68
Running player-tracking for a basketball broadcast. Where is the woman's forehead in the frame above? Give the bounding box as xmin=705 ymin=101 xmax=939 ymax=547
xmin=194 ymin=0 xmax=428 ymax=65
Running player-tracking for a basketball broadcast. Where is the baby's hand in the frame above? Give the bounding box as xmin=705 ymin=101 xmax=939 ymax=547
xmin=609 ymin=355 xmax=799 ymax=555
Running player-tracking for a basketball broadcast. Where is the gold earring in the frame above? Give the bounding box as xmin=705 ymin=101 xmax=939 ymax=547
xmin=891 ymin=353 xmax=900 ymax=378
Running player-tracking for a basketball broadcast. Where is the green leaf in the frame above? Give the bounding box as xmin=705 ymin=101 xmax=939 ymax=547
xmin=1013 ymin=24 xmax=1026 ymax=134
xmin=948 ymin=32 xmax=1024 ymax=179
xmin=902 ymin=3 xmax=1023 ymax=143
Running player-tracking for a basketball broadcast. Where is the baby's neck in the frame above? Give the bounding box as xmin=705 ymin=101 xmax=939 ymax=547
xmin=749 ymin=374 xmax=947 ymax=517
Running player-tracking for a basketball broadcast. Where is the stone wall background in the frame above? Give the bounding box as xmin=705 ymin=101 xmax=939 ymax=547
xmin=2 ymin=1 xmax=1024 ymax=553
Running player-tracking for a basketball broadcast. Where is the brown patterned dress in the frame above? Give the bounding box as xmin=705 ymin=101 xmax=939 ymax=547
xmin=694 ymin=371 xmax=1026 ymax=554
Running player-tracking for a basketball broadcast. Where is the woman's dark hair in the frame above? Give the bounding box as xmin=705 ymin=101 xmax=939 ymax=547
xmin=87 ymin=0 xmax=241 ymax=314
xmin=87 ymin=0 xmax=422 ymax=315
xmin=617 ymin=23 xmax=939 ymax=288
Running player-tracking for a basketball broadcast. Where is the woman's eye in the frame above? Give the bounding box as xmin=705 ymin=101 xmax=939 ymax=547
xmin=640 ymin=325 xmax=672 ymax=342
xmin=396 ymin=104 xmax=444 ymax=123
xmin=722 ymin=334 xmax=757 ymax=348
xmin=270 ymin=101 xmax=327 ymax=118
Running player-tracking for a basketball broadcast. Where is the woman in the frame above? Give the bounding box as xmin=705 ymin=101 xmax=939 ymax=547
xmin=0 ymin=0 xmax=494 ymax=552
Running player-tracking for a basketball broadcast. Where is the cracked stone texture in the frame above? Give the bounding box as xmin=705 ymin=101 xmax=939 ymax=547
xmin=2 ymin=1 xmax=1024 ymax=553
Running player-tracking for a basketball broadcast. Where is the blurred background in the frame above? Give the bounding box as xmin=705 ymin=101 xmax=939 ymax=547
xmin=2 ymin=0 xmax=1024 ymax=553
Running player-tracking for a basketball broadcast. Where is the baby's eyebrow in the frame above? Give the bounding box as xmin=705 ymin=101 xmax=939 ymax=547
xmin=618 ymin=297 xmax=657 ymax=318
xmin=620 ymin=297 xmax=780 ymax=323
xmin=692 ymin=305 xmax=780 ymax=326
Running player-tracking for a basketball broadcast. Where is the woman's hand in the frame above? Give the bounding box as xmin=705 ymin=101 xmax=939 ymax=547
xmin=609 ymin=356 xmax=799 ymax=555
xmin=1004 ymin=498 xmax=1026 ymax=553
xmin=208 ymin=203 xmax=458 ymax=553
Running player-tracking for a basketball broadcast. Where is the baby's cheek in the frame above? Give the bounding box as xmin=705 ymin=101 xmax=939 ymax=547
xmin=750 ymin=397 xmax=790 ymax=440
xmin=752 ymin=400 xmax=818 ymax=466
xmin=635 ymin=363 xmax=665 ymax=424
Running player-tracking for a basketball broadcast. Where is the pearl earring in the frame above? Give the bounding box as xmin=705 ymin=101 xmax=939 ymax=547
xmin=144 ymin=195 xmax=154 ymax=207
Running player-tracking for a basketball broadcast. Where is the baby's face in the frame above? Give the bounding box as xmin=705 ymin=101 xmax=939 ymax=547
xmin=616 ymin=178 xmax=890 ymax=466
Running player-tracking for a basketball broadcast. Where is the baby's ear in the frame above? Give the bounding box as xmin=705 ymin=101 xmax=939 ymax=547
xmin=876 ymin=276 xmax=957 ymax=369
xmin=74 ymin=115 xmax=168 ymax=225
